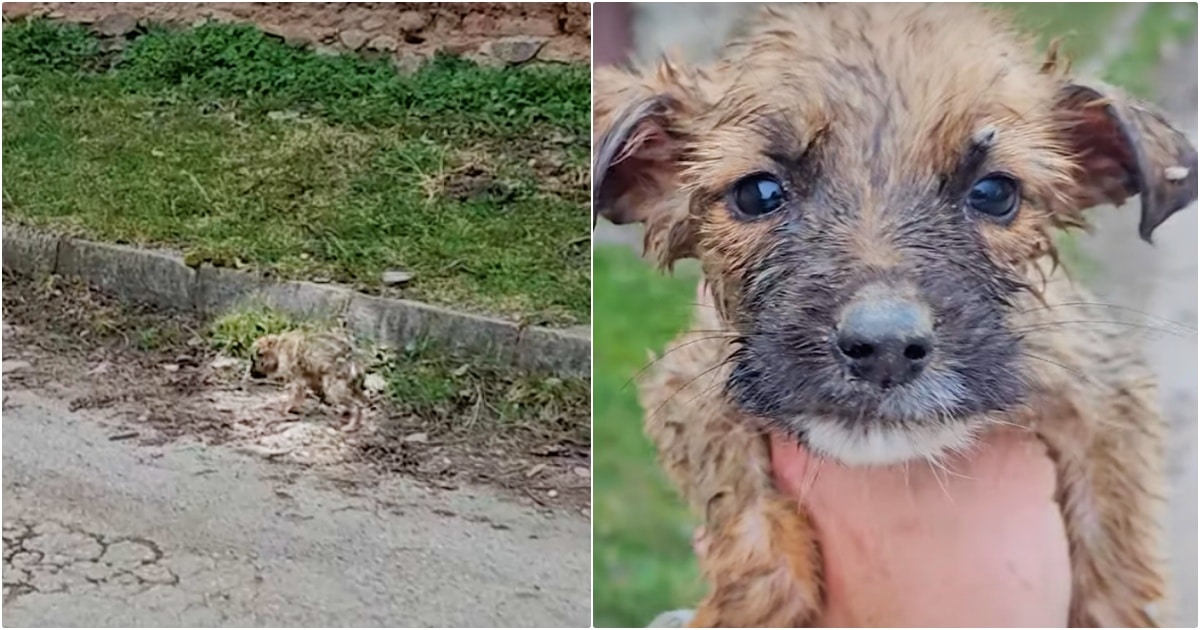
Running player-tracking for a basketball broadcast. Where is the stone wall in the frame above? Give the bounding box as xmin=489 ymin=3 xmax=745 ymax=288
xmin=2 ymin=2 xmax=591 ymax=67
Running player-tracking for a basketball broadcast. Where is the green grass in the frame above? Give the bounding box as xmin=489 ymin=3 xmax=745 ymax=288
xmin=376 ymin=337 xmax=590 ymax=447
xmin=593 ymin=246 xmax=705 ymax=628
xmin=592 ymin=4 xmax=1197 ymax=627
xmin=208 ymin=303 xmax=320 ymax=358
xmin=1106 ymin=2 xmax=1198 ymax=97
xmin=998 ymin=2 xmax=1122 ymax=61
xmin=2 ymin=19 xmax=590 ymax=325
xmin=204 ymin=302 xmax=589 ymax=446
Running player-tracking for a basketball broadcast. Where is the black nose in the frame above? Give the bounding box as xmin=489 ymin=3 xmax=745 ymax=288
xmin=836 ymin=297 xmax=934 ymax=389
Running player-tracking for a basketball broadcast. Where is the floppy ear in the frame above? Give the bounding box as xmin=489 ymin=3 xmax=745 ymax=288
xmin=1054 ymin=81 xmax=1197 ymax=243
xmin=593 ymin=59 xmax=707 ymax=266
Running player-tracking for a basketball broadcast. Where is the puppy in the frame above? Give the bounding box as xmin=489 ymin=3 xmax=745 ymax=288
xmin=594 ymin=4 xmax=1197 ymax=627
xmin=249 ymin=330 xmax=367 ymax=432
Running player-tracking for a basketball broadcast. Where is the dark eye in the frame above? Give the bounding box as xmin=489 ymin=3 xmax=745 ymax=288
xmin=966 ymin=174 xmax=1020 ymax=219
xmin=731 ymin=173 xmax=786 ymax=218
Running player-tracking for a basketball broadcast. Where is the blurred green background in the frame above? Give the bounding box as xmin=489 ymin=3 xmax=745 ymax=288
xmin=592 ymin=3 xmax=1198 ymax=627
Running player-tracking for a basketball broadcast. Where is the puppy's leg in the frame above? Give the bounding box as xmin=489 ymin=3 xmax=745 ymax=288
xmin=641 ymin=324 xmax=822 ymax=627
xmin=689 ymin=497 xmax=822 ymax=627
xmin=321 ymin=376 xmax=362 ymax=433
xmin=281 ymin=380 xmax=307 ymax=415
xmin=1036 ymin=388 xmax=1167 ymax=628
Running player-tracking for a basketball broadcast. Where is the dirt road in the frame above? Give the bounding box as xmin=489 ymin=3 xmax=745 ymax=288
xmin=2 ymin=384 xmax=589 ymax=627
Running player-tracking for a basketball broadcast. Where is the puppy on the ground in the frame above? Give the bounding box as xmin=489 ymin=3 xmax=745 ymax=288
xmin=595 ymin=3 xmax=1197 ymax=627
xmin=249 ymin=329 xmax=367 ymax=433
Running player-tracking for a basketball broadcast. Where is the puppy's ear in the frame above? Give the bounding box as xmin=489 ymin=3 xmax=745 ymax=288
xmin=593 ymin=59 xmax=708 ymax=266
xmin=1054 ymin=81 xmax=1197 ymax=243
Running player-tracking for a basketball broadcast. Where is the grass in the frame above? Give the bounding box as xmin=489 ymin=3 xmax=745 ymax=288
xmin=591 ymin=4 xmax=1197 ymax=627
xmin=2 ymin=19 xmax=590 ymax=325
xmin=205 ymin=301 xmax=590 ymax=449
xmin=593 ymin=247 xmax=705 ymax=627
xmin=375 ymin=337 xmax=591 ymax=449
xmin=208 ymin=303 xmax=321 ymax=358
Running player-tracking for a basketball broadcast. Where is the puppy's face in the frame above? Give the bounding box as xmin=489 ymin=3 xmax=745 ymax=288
xmin=249 ymin=335 xmax=281 ymax=379
xmin=595 ymin=5 xmax=1197 ymax=464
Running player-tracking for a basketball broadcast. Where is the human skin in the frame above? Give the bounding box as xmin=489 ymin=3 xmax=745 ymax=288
xmin=692 ymin=281 xmax=1073 ymax=627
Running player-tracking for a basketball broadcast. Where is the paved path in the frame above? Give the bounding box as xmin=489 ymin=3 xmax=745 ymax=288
xmin=2 ymin=387 xmax=590 ymax=627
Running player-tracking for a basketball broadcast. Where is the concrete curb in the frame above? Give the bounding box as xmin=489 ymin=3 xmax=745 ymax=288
xmin=2 ymin=226 xmax=590 ymax=378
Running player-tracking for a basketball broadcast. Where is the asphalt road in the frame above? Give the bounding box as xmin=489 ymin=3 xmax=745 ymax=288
xmin=2 ymin=387 xmax=590 ymax=627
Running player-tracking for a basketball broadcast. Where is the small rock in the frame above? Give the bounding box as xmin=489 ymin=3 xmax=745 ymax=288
xmin=162 ymin=364 xmax=180 ymax=373
xmin=381 ymin=270 xmax=414 ymax=286
xmin=580 ymin=507 xmax=590 ymax=518
xmin=572 ymin=466 xmax=590 ymax=479
xmin=403 ymin=432 xmax=429 ymax=443
xmin=363 ymin=373 xmax=387 ymax=393
xmin=366 ymin=35 xmax=400 ymax=52
xmin=98 ymin=36 xmax=128 ymax=53
xmin=267 ymin=110 xmax=300 ymax=122
xmin=93 ymin=13 xmax=138 ymax=37
xmin=392 ymin=53 xmax=425 ymax=74
xmin=2 ymin=360 xmax=31 ymax=374
xmin=1 ymin=4 xmax=35 ymax=20
xmin=525 ymin=463 xmax=547 ymax=478
xmin=209 ymin=356 xmax=240 ymax=370
xmin=88 ymin=362 xmax=112 ymax=376
xmin=360 ymin=16 xmax=386 ymax=31
xmin=397 ymin=10 xmax=429 ymax=32
xmin=485 ymin=36 xmax=546 ymax=65
xmin=546 ymin=489 xmax=558 ymax=498
xmin=339 ymin=29 xmax=369 ymax=50
xmin=262 ymin=23 xmax=313 ymax=47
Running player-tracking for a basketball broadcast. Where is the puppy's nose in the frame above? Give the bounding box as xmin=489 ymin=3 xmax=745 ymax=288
xmin=836 ymin=292 xmax=934 ymax=389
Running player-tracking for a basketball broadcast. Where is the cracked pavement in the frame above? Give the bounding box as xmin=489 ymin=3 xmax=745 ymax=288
xmin=1 ymin=388 xmax=590 ymax=627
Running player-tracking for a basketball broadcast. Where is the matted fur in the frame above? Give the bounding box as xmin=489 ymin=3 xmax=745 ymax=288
xmin=250 ymin=330 xmax=367 ymax=432
xmin=595 ymin=4 xmax=1197 ymax=627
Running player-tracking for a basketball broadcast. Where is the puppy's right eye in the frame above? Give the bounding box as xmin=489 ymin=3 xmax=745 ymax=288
xmin=730 ymin=173 xmax=786 ymax=218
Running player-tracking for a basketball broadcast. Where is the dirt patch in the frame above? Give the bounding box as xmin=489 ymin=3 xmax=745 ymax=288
xmin=1 ymin=271 xmax=590 ymax=511
xmin=2 ymin=2 xmax=591 ymax=66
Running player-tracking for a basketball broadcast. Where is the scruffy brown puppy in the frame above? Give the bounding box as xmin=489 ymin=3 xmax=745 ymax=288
xmin=595 ymin=4 xmax=1196 ymax=628
xmin=250 ymin=330 xmax=366 ymax=432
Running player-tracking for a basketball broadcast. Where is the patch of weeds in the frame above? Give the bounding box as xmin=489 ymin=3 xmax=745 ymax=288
xmin=4 ymin=18 xmax=590 ymax=137
xmin=207 ymin=304 xmax=316 ymax=358
xmin=1 ymin=19 xmax=100 ymax=75
xmin=135 ymin=325 xmax=180 ymax=353
xmin=372 ymin=338 xmax=590 ymax=450
xmin=2 ymin=19 xmax=590 ymax=324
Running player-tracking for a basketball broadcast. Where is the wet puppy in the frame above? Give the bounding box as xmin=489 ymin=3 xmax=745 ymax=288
xmin=595 ymin=4 xmax=1197 ymax=627
xmin=250 ymin=330 xmax=366 ymax=432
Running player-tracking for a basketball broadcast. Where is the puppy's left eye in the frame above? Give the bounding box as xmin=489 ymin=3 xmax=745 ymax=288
xmin=966 ymin=174 xmax=1020 ymax=219
xmin=730 ymin=173 xmax=786 ymax=218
